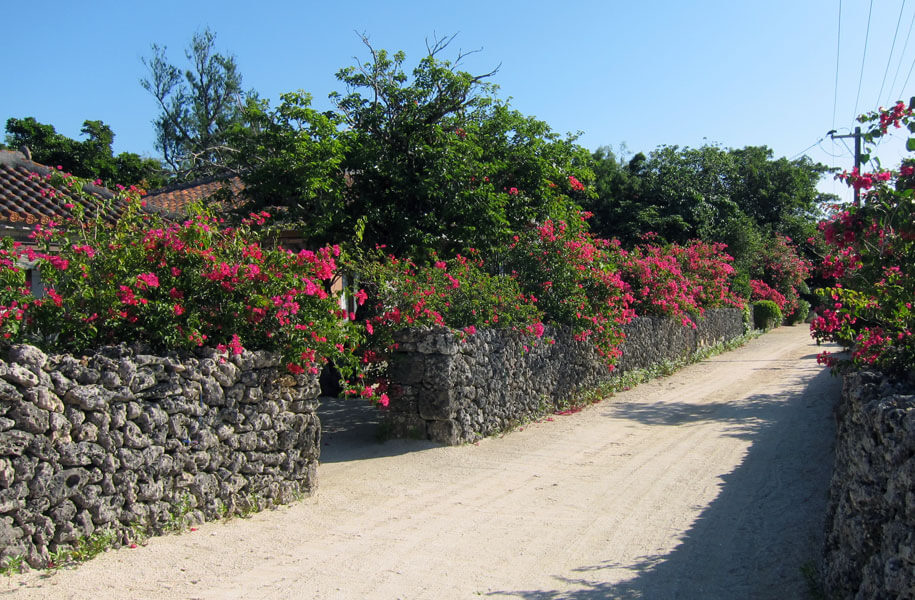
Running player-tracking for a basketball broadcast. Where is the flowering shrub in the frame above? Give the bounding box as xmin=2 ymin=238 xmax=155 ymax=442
xmin=352 ymin=248 xmax=545 ymax=403
xmin=749 ymin=279 xmax=787 ymax=312
xmin=357 ymin=249 xmax=543 ymax=340
xmin=619 ymin=238 xmax=744 ymax=328
xmin=2 ymin=171 xmax=362 ymax=381
xmin=750 ymin=234 xmax=810 ymax=320
xmin=503 ymin=213 xmax=635 ymax=368
xmin=0 ymin=238 xmax=34 ymax=340
xmin=811 ymin=99 xmax=915 ymax=372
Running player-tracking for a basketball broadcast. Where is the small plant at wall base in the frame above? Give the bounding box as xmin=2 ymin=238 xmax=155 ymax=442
xmin=787 ymin=299 xmax=811 ymax=325
xmin=1 ymin=555 xmax=25 ymax=578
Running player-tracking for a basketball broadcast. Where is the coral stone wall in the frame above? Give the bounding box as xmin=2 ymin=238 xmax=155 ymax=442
xmin=385 ymin=308 xmax=745 ymax=444
xmin=0 ymin=344 xmax=320 ymax=568
xmin=823 ymin=370 xmax=915 ymax=599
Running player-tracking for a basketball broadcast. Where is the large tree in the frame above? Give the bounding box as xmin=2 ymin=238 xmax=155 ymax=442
xmin=584 ymin=143 xmax=829 ymax=270
xmin=234 ymin=35 xmax=594 ymax=259
xmin=3 ymin=116 xmax=165 ymax=188
xmin=331 ymin=35 xmax=593 ymax=258
xmin=227 ymin=91 xmax=347 ymax=247
xmin=142 ymin=28 xmax=253 ymax=181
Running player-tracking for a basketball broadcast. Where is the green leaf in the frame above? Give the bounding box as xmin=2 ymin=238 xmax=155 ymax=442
xmin=906 ymin=137 xmax=915 ymax=152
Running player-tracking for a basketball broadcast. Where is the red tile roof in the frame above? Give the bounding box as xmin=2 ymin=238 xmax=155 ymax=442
xmin=142 ymin=175 xmax=245 ymax=215
xmin=0 ymin=150 xmax=122 ymax=241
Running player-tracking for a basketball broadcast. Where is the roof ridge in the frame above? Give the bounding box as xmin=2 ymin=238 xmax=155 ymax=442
xmin=144 ymin=172 xmax=241 ymax=196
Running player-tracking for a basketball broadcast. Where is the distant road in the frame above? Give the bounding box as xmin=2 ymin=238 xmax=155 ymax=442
xmin=8 ymin=325 xmax=839 ymax=599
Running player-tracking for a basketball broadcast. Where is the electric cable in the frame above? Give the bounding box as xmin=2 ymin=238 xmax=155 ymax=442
xmin=888 ymin=2 xmax=915 ymax=104
xmin=898 ymin=53 xmax=915 ymax=99
xmin=818 ymin=139 xmax=850 ymax=160
xmin=853 ymin=0 xmax=875 ymax=120
xmin=791 ymin=137 xmax=826 ymax=160
xmin=833 ymin=0 xmax=842 ymax=129
xmin=877 ymin=0 xmax=907 ymax=108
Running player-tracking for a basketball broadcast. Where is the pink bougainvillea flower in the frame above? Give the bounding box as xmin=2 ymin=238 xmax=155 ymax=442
xmin=136 ymin=272 xmax=159 ymax=289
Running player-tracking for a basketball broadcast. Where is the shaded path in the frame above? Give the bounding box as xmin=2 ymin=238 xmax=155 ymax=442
xmin=6 ymin=326 xmax=839 ymax=599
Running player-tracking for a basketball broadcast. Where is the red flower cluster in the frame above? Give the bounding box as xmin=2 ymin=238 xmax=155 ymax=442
xmin=812 ymin=99 xmax=915 ymax=371
xmin=620 ymin=240 xmax=743 ymax=328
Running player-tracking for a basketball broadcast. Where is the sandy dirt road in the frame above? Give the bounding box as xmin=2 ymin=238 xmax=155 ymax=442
xmin=4 ymin=325 xmax=840 ymax=599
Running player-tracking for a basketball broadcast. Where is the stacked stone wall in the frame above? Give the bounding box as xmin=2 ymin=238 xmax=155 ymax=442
xmin=385 ymin=308 xmax=746 ymax=444
xmin=823 ymin=370 xmax=915 ymax=598
xmin=0 ymin=344 xmax=320 ymax=568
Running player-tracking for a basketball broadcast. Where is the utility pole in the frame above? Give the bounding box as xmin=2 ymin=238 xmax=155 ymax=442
xmin=830 ymin=126 xmax=863 ymax=204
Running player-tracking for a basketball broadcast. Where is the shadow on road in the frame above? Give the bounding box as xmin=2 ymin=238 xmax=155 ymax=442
xmin=488 ymin=364 xmax=841 ymax=600
xmin=317 ymin=396 xmax=439 ymax=463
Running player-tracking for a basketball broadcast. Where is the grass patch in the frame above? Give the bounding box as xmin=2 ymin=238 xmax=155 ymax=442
xmin=46 ymin=528 xmax=117 ymax=570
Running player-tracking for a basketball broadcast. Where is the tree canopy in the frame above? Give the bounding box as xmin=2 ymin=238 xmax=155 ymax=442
xmin=583 ymin=143 xmax=829 ymax=270
xmin=2 ymin=116 xmax=165 ymax=189
xmin=233 ymin=35 xmax=593 ymax=260
xmin=141 ymin=28 xmax=252 ymax=181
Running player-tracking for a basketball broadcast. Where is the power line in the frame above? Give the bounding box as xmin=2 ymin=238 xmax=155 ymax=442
xmin=819 ymin=139 xmax=850 ymax=159
xmin=853 ymin=0 xmax=875 ymax=120
xmin=833 ymin=0 xmax=842 ymax=129
xmin=837 ymin=135 xmax=856 ymax=159
xmin=877 ymin=0 xmax=907 ymax=108
xmin=791 ymin=136 xmax=827 ymax=160
xmin=887 ymin=2 xmax=915 ymax=104
xmin=898 ymin=53 xmax=915 ymax=99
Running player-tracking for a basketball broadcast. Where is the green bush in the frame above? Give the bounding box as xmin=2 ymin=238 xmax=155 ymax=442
xmin=786 ymin=299 xmax=811 ymax=325
xmin=753 ymin=300 xmax=783 ymax=330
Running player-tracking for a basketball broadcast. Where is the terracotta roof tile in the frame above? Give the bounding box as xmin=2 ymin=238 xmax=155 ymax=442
xmin=0 ymin=150 xmax=123 ymax=241
xmin=142 ymin=175 xmax=245 ymax=214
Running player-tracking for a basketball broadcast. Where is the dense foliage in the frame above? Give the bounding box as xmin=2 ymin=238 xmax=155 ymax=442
xmin=2 ymin=117 xmax=165 ymax=189
xmin=811 ymin=99 xmax=915 ymax=373
xmin=0 ymin=172 xmax=362 ymax=385
xmin=585 ymin=144 xmax=828 ymax=271
xmin=233 ymin=35 xmax=593 ymax=260
xmin=1 ymin=33 xmax=845 ymax=404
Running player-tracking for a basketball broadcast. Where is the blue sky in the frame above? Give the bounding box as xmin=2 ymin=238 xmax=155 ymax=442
xmin=2 ymin=1 xmax=913 ymax=199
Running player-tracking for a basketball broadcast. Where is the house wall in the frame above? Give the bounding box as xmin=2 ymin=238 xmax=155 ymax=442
xmin=0 ymin=344 xmax=320 ymax=568
xmin=383 ymin=308 xmax=746 ymax=444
